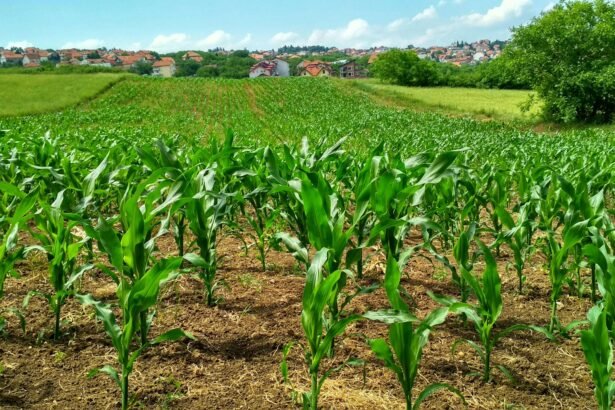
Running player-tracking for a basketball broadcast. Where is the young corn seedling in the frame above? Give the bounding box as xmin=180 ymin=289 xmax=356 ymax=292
xmin=25 ymin=191 xmax=93 ymax=340
xmin=342 ymin=144 xmax=383 ymax=279
xmin=368 ymin=150 xmax=462 ymax=261
xmin=494 ymin=203 xmax=536 ymax=293
xmin=267 ymin=137 xmax=347 ymax=252
xmin=86 ymin=183 xmax=176 ymax=345
xmin=137 ymin=139 xmax=191 ymax=258
xmin=290 ymin=248 xmax=363 ymax=410
xmin=367 ymin=253 xmax=464 ymax=409
xmin=581 ymin=305 xmax=615 ymax=410
xmin=283 ymin=248 xmax=412 ymax=410
xmin=78 ymin=257 xmax=194 ymax=410
xmin=541 ymin=219 xmax=589 ymax=333
xmin=583 ymin=237 xmax=615 ymax=337
xmin=484 ymin=169 xmax=509 ymax=256
xmin=236 ymin=147 xmax=279 ymax=271
xmin=431 ymin=242 xmax=550 ymax=383
xmin=184 ymin=167 xmax=235 ymax=306
xmin=0 ymin=186 xmax=37 ymax=332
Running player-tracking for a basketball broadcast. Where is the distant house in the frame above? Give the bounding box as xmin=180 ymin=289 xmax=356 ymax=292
xmin=249 ymin=59 xmax=290 ymax=78
xmin=153 ymin=57 xmax=177 ymax=78
xmin=22 ymin=53 xmax=41 ymax=66
xmin=0 ymin=51 xmax=23 ymax=65
xmin=118 ymin=55 xmax=145 ymax=70
xmin=38 ymin=50 xmax=50 ymax=62
xmin=339 ymin=61 xmax=363 ymax=79
xmin=249 ymin=53 xmax=264 ymax=61
xmin=135 ymin=51 xmax=156 ymax=62
xmin=182 ymin=51 xmax=203 ymax=63
xmin=368 ymin=53 xmax=379 ymax=65
xmin=297 ymin=60 xmax=333 ymax=77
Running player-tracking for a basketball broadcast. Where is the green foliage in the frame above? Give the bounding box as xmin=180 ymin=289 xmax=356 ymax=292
xmin=432 ymin=242 xmax=550 ymax=382
xmin=130 ymin=60 xmax=153 ymax=76
xmin=296 ymin=249 xmax=362 ymax=410
xmin=175 ymin=59 xmax=200 ymax=77
xmin=507 ymin=0 xmax=615 ymax=122
xmin=581 ymin=305 xmax=615 ymax=410
xmin=78 ymin=257 xmax=194 ymax=410
xmin=25 ymin=191 xmax=93 ymax=339
xmin=371 ymin=50 xmax=439 ymax=87
xmin=366 ymin=255 xmax=464 ymax=409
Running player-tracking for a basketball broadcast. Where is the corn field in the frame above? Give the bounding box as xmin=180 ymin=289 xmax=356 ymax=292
xmin=0 ymin=77 xmax=614 ymax=409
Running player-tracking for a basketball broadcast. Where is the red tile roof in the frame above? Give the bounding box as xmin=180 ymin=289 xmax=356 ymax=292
xmin=153 ymin=57 xmax=175 ymax=67
xmin=118 ymin=55 xmax=143 ymax=65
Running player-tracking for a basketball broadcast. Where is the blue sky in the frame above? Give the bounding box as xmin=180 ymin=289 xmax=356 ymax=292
xmin=2 ymin=0 xmax=557 ymax=52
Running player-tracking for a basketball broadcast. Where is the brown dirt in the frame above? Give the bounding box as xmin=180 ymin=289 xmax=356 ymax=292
xmin=0 ymin=230 xmax=596 ymax=409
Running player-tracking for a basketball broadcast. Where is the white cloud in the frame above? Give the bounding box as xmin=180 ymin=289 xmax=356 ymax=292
xmin=237 ymin=33 xmax=252 ymax=48
xmin=148 ymin=31 xmax=250 ymax=52
xmin=387 ymin=18 xmax=408 ymax=32
xmin=308 ymin=19 xmax=371 ymax=47
xmin=61 ymin=39 xmax=105 ymax=49
xmin=197 ymin=30 xmax=232 ymax=48
xmin=5 ymin=40 xmax=34 ymax=49
xmin=271 ymin=31 xmax=300 ymax=45
xmin=409 ymin=25 xmax=455 ymax=47
xmin=458 ymin=0 xmax=532 ymax=27
xmin=149 ymin=33 xmax=190 ymax=52
xmin=412 ymin=6 xmax=437 ymax=22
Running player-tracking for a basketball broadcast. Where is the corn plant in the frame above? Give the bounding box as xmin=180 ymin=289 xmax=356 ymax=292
xmin=484 ymin=169 xmax=509 ymax=256
xmin=25 ymin=191 xmax=93 ymax=339
xmin=86 ymin=184 xmax=175 ymax=345
xmin=541 ymin=219 xmax=589 ymax=333
xmin=342 ymin=145 xmax=383 ymax=279
xmin=581 ymin=305 xmax=615 ymax=410
xmin=137 ymin=139 xmax=191 ymax=258
xmin=292 ymin=249 xmax=363 ymax=410
xmin=431 ymin=242 xmax=550 ymax=382
xmin=236 ymin=147 xmax=279 ymax=271
xmin=77 ymin=257 xmax=194 ymax=410
xmin=0 ymin=186 xmax=36 ymax=332
xmin=494 ymin=203 xmax=536 ymax=293
xmin=283 ymin=248 xmax=412 ymax=410
xmin=267 ymin=137 xmax=347 ymax=251
xmin=369 ymin=150 xmax=461 ymax=261
xmin=184 ymin=167 xmax=235 ymax=306
xmin=368 ymin=253 xmax=464 ymax=409
xmin=583 ymin=237 xmax=615 ymax=337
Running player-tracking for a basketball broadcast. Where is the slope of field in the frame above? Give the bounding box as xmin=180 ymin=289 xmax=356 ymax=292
xmin=346 ymin=79 xmax=541 ymax=122
xmin=0 ymin=77 xmax=614 ymax=409
xmin=1 ymin=76 xmax=610 ymax=155
xmin=0 ymin=73 xmax=125 ymax=117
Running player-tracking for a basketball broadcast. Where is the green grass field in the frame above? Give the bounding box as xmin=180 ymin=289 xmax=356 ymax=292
xmin=347 ymin=79 xmax=541 ymax=122
xmin=0 ymin=73 xmax=126 ymax=117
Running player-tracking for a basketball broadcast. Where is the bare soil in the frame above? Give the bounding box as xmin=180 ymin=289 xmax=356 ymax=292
xmin=0 ymin=231 xmax=595 ymax=409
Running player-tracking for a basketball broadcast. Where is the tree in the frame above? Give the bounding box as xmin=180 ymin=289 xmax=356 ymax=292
xmin=130 ymin=60 xmax=153 ymax=76
xmin=87 ymin=51 xmax=101 ymax=59
xmin=196 ymin=65 xmax=219 ymax=78
xmin=507 ymin=0 xmax=615 ymax=123
xmin=371 ymin=50 xmax=439 ymax=86
xmin=175 ymin=59 xmax=200 ymax=77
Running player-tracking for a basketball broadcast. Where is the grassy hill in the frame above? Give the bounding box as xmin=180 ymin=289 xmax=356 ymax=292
xmin=345 ymin=79 xmax=541 ymax=122
xmin=0 ymin=73 xmax=126 ymax=117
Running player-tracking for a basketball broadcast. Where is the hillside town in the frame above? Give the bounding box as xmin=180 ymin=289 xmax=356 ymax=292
xmin=0 ymin=39 xmax=507 ymax=78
